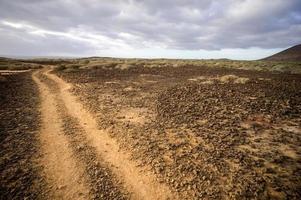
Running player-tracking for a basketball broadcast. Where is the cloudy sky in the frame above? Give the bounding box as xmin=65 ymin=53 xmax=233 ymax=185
xmin=0 ymin=0 xmax=300 ymax=60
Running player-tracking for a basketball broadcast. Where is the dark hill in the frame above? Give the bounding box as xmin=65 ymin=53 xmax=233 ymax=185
xmin=264 ymin=44 xmax=301 ymax=61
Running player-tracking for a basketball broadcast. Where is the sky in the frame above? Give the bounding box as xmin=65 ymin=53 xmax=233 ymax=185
xmin=0 ymin=0 xmax=300 ymax=60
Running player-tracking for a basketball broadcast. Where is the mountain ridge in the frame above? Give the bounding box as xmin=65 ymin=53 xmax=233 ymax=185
xmin=263 ymin=44 xmax=301 ymax=61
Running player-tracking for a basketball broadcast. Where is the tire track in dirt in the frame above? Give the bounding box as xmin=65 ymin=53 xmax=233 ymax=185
xmin=32 ymin=71 xmax=92 ymax=200
xmin=39 ymin=72 xmax=128 ymax=199
xmin=45 ymin=69 xmax=177 ymax=200
xmin=58 ymin=113 xmax=129 ymax=200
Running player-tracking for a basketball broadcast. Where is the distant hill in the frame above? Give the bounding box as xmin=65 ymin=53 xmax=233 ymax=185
xmin=264 ymin=44 xmax=301 ymax=61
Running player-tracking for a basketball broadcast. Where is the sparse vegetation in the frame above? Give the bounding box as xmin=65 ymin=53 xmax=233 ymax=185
xmin=0 ymin=58 xmax=43 ymax=70
xmin=54 ymin=64 xmax=66 ymax=71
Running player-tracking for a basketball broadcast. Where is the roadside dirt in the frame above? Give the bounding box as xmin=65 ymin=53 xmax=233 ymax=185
xmin=0 ymin=72 xmax=44 ymax=199
xmin=56 ymin=65 xmax=301 ymax=199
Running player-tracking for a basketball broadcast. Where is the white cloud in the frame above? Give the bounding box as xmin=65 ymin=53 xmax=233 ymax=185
xmin=1 ymin=20 xmax=132 ymax=50
xmin=0 ymin=0 xmax=300 ymax=58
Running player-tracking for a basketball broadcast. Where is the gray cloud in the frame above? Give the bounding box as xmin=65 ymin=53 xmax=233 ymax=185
xmin=0 ymin=0 xmax=300 ymax=57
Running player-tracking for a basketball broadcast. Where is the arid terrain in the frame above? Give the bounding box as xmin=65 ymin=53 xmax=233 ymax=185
xmin=0 ymin=56 xmax=300 ymax=199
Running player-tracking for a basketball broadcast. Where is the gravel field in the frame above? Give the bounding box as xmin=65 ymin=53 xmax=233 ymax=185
xmin=57 ymin=65 xmax=301 ymax=199
xmin=0 ymin=72 xmax=45 ymax=199
xmin=0 ymin=62 xmax=300 ymax=200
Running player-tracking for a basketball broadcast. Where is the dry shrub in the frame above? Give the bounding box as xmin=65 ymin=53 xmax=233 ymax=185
xmin=233 ymin=77 xmax=249 ymax=84
xmin=188 ymin=76 xmax=215 ymax=84
xmin=219 ymin=75 xmax=239 ymax=83
xmin=201 ymin=80 xmax=214 ymax=84
xmin=64 ymin=68 xmax=78 ymax=72
xmin=219 ymin=75 xmax=249 ymax=84
xmin=172 ymin=63 xmax=184 ymax=67
xmin=68 ymin=64 xmax=81 ymax=69
xmin=0 ymin=65 xmax=9 ymax=70
xmin=188 ymin=76 xmax=207 ymax=81
xmin=84 ymin=63 xmax=101 ymax=69
xmin=271 ymin=64 xmax=286 ymax=72
xmin=81 ymin=60 xmax=90 ymax=64
xmin=82 ymin=61 xmax=120 ymax=70
xmin=54 ymin=65 xmax=66 ymax=71
xmin=146 ymin=64 xmax=158 ymax=68
xmin=116 ymin=63 xmax=132 ymax=70
xmin=102 ymin=62 xmax=118 ymax=69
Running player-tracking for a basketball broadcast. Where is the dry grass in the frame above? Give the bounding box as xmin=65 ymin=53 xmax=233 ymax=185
xmin=188 ymin=75 xmax=250 ymax=84
xmin=219 ymin=75 xmax=250 ymax=84
xmin=2 ymin=57 xmax=301 ymax=74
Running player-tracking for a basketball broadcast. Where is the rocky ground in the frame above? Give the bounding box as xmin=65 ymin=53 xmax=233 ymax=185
xmin=57 ymin=65 xmax=301 ymax=199
xmin=0 ymin=62 xmax=300 ymax=200
xmin=0 ymin=72 xmax=45 ymax=199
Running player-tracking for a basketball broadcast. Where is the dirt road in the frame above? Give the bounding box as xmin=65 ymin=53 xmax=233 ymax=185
xmin=32 ymin=71 xmax=91 ymax=199
xmin=32 ymin=69 xmax=176 ymax=199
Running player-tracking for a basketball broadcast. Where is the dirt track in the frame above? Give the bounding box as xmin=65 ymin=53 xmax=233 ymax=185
xmin=32 ymin=71 xmax=92 ymax=199
xmin=31 ymin=69 xmax=176 ymax=199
